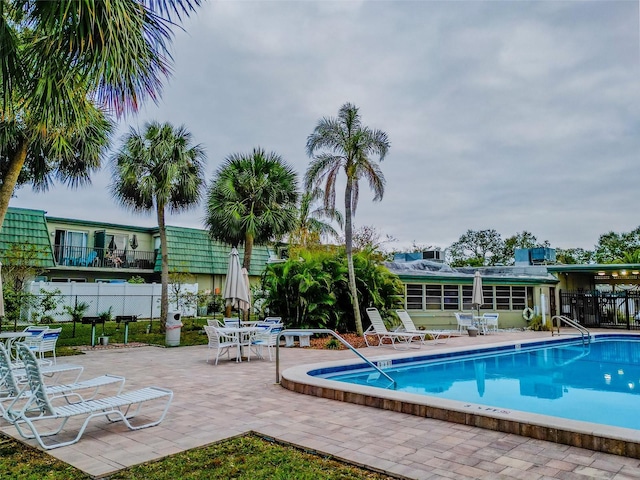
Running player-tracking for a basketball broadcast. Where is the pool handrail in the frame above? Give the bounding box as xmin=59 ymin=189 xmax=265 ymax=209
xmin=551 ymin=315 xmax=590 ymax=344
xmin=275 ymin=329 xmax=396 ymax=389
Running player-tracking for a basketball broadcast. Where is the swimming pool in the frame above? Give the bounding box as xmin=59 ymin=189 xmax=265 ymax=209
xmin=320 ymin=338 xmax=640 ymax=430
xmin=281 ymin=334 xmax=640 ymax=458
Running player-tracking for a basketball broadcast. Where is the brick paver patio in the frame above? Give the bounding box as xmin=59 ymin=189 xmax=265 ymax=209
xmin=2 ymin=330 xmax=640 ymax=479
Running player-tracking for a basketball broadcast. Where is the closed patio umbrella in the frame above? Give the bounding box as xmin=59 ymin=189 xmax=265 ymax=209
xmin=471 ymin=271 xmax=484 ymax=316
xmin=223 ymin=248 xmax=250 ymax=318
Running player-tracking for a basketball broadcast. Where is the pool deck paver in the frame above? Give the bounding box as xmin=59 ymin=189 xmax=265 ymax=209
xmin=2 ymin=329 xmax=640 ymax=479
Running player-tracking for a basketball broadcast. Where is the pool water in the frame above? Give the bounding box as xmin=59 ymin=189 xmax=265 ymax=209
xmin=322 ymin=338 xmax=640 ymax=430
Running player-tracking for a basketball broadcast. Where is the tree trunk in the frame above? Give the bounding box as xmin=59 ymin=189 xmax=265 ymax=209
xmin=157 ymin=203 xmax=169 ymax=331
xmin=243 ymin=234 xmax=254 ymax=270
xmin=344 ymin=179 xmax=363 ymax=335
xmin=0 ymin=139 xmax=28 ymax=229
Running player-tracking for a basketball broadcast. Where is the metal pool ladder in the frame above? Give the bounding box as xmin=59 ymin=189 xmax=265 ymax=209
xmin=551 ymin=315 xmax=591 ymax=344
xmin=275 ymin=329 xmax=396 ymax=389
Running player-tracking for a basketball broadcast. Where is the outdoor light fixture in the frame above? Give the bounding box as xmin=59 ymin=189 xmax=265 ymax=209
xmin=621 ymin=270 xmax=627 ymax=275
xmin=633 ymin=271 xmax=639 ymax=275
xmin=598 ymin=271 xmax=606 ymax=276
xmin=612 ymin=272 xmax=619 ymax=277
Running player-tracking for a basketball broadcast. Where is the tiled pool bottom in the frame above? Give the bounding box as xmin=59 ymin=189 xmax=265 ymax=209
xmin=281 ymin=334 xmax=640 ymax=459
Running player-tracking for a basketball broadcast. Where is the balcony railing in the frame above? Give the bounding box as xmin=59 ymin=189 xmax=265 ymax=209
xmin=53 ymin=245 xmax=157 ymax=270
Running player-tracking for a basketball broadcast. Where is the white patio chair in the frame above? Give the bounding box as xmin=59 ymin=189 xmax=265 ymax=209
xmin=482 ymin=313 xmax=499 ymax=334
xmin=5 ymin=343 xmax=173 ymax=450
xmin=263 ymin=317 xmax=282 ymax=324
xmin=207 ymin=319 xmax=224 ymax=328
xmin=203 ymin=326 xmax=239 ymax=364
xmin=250 ymin=323 xmax=282 ymax=361
xmin=396 ymin=310 xmax=451 ymax=344
xmin=22 ymin=327 xmax=62 ymax=365
xmin=454 ymin=313 xmax=474 ymax=335
xmin=364 ymin=308 xmax=422 ymax=349
xmin=223 ymin=317 xmax=240 ymax=328
xmin=0 ymin=343 xmax=125 ymax=416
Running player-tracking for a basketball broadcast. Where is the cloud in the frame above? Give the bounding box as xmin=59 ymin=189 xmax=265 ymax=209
xmin=10 ymin=0 xmax=640 ymax=253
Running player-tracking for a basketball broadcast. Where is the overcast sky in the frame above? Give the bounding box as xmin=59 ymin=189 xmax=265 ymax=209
xmin=10 ymin=0 xmax=640 ymax=251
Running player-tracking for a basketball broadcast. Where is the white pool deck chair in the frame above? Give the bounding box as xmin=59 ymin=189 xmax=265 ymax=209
xmin=0 ymin=343 xmax=125 ymax=416
xmin=204 ymin=325 xmax=239 ymax=364
xmin=482 ymin=313 xmax=499 ymax=334
xmin=5 ymin=343 xmax=173 ymax=450
xmin=395 ymin=310 xmax=451 ymax=344
xmin=455 ymin=312 xmax=474 ymax=335
xmin=364 ymin=308 xmax=423 ymax=349
xmin=250 ymin=323 xmax=282 ymax=361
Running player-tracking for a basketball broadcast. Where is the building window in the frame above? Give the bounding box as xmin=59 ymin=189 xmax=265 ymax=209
xmin=482 ymin=285 xmax=494 ymax=309
xmin=495 ymin=286 xmax=511 ymax=310
xmin=512 ymin=286 xmax=527 ymax=310
xmin=405 ymin=283 xmax=534 ymax=312
xmin=54 ymin=229 xmax=88 ymax=265
xmin=443 ymin=285 xmax=459 ymax=310
xmin=406 ymin=284 xmax=423 ymax=310
xmin=462 ymin=285 xmax=473 ymax=310
xmin=425 ymin=285 xmax=442 ymax=310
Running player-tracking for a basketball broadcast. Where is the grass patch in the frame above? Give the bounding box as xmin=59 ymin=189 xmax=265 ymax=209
xmin=0 ymin=433 xmax=393 ymax=479
xmin=40 ymin=317 xmax=211 ymax=354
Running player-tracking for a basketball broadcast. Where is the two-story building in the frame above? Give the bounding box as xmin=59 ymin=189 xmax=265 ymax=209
xmin=0 ymin=207 xmax=272 ymax=292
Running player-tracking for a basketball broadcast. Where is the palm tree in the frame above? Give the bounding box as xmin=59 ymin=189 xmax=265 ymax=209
xmin=290 ymin=187 xmax=343 ymax=249
xmin=305 ymin=103 xmax=390 ymax=335
xmin=110 ymin=121 xmax=206 ymax=329
xmin=0 ymin=0 xmax=200 ymax=229
xmin=205 ymin=147 xmax=299 ymax=271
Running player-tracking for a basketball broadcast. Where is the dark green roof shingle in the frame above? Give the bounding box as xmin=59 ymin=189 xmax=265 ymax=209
xmin=156 ymin=226 xmax=271 ymax=276
xmin=0 ymin=207 xmax=55 ymax=267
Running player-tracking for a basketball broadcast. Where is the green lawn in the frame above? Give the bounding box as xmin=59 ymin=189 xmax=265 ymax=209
xmin=0 ymin=433 xmax=393 ymax=479
xmin=50 ymin=316 xmax=213 ymax=351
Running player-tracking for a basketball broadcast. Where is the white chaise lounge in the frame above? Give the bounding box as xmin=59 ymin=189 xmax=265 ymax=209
xmin=364 ymin=308 xmax=423 ymax=349
xmin=5 ymin=343 xmax=173 ymax=450
xmin=395 ymin=310 xmax=451 ymax=344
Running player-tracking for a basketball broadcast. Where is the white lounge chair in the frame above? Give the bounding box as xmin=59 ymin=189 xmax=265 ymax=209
xmin=364 ymin=308 xmax=422 ymax=349
xmin=482 ymin=313 xmax=499 ymax=334
xmin=0 ymin=343 xmax=125 ymax=416
xmin=5 ymin=343 xmax=173 ymax=450
xmin=204 ymin=325 xmax=239 ymax=364
xmin=395 ymin=310 xmax=451 ymax=344
xmin=454 ymin=312 xmax=474 ymax=335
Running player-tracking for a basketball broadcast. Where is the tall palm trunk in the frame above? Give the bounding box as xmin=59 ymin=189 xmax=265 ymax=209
xmin=0 ymin=139 xmax=28 ymax=229
xmin=344 ymin=179 xmax=363 ymax=335
xmin=157 ymin=202 xmax=169 ymax=331
xmin=243 ymin=234 xmax=254 ymax=270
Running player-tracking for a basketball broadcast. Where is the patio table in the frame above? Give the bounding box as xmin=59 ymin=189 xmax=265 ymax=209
xmin=0 ymin=331 xmax=34 ymax=360
xmin=218 ymin=326 xmax=258 ymax=362
xmin=473 ymin=316 xmax=488 ymax=335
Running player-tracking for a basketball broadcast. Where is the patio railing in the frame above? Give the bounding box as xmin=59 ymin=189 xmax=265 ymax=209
xmin=53 ymin=245 xmax=157 ymax=270
xmin=275 ymin=329 xmax=396 ymax=389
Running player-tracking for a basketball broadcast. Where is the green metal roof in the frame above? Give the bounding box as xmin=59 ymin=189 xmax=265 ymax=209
xmin=0 ymin=207 xmax=55 ymax=267
xmin=156 ymin=226 xmax=272 ymax=276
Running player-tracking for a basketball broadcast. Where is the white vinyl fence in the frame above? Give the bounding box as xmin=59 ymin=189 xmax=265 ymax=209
xmin=28 ymin=281 xmax=199 ymax=322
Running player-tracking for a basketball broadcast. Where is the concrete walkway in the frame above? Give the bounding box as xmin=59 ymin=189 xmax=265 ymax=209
xmin=2 ymin=330 xmax=640 ymax=479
